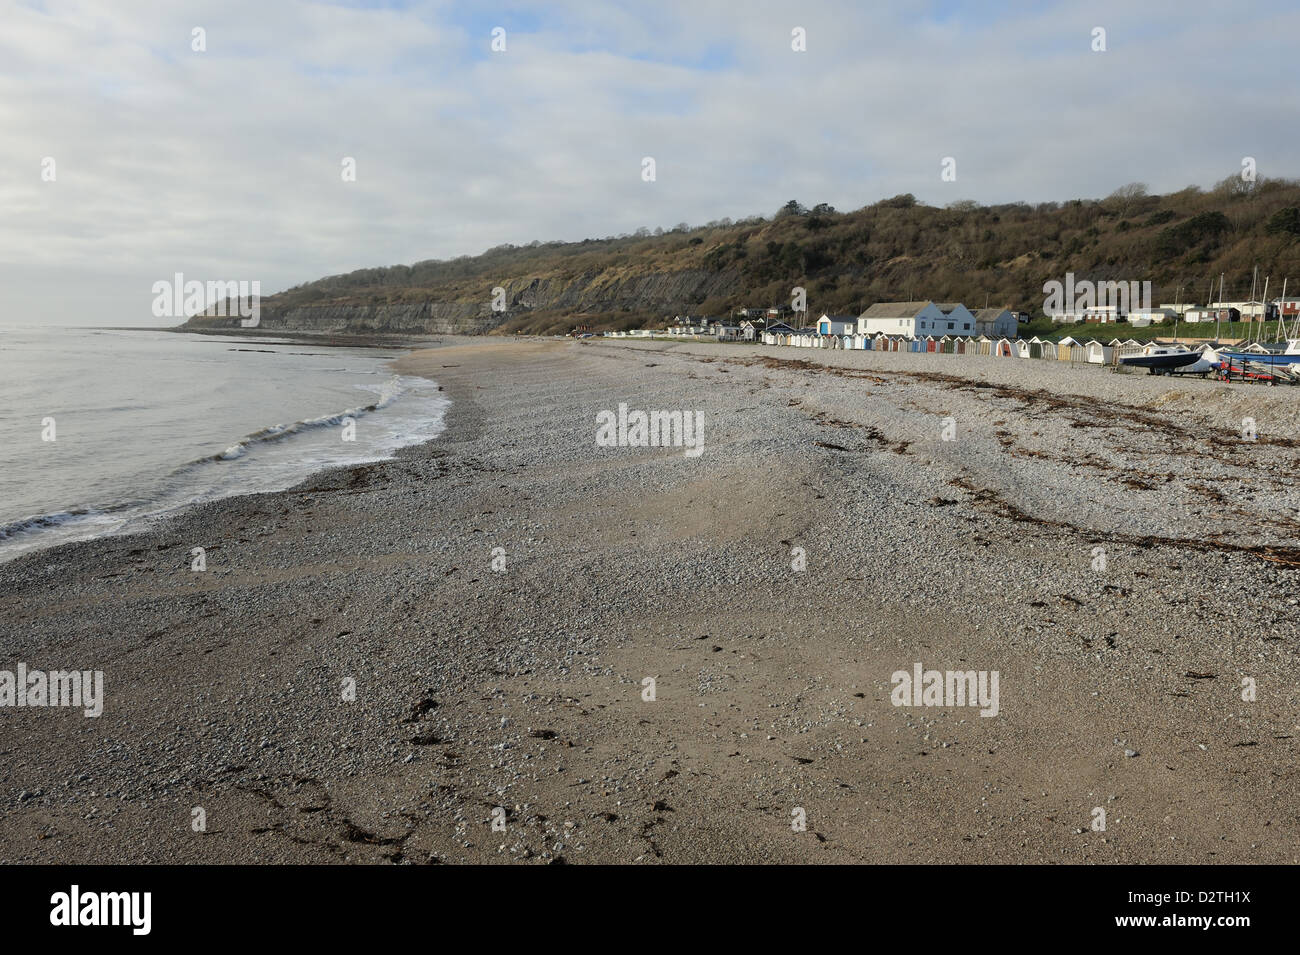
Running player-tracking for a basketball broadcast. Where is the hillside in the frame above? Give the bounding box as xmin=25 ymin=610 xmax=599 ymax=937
xmin=183 ymin=176 xmax=1300 ymax=336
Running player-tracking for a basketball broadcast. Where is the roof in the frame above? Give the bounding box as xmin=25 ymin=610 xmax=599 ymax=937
xmin=974 ymin=307 xmax=1011 ymax=320
xmin=935 ymin=302 xmax=968 ymax=314
xmin=858 ymin=301 xmax=933 ymax=319
xmin=818 ymin=314 xmax=857 ymax=322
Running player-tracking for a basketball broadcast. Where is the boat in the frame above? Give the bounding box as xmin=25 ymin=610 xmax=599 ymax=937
xmin=1212 ymin=339 xmax=1300 ymax=367
xmin=1119 ymin=343 xmax=1200 ymax=373
xmin=1167 ymin=349 xmax=1220 ymax=376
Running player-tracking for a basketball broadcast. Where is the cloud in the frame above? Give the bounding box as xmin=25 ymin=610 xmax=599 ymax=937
xmin=1 ymin=0 xmax=1296 ymax=325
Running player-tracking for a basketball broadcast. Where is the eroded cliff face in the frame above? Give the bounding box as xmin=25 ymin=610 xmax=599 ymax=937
xmin=182 ymin=268 xmax=744 ymax=335
xmin=183 ymin=302 xmax=491 ymax=334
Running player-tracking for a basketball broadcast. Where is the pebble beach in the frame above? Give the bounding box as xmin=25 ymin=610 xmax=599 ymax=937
xmin=2 ymin=335 xmax=1298 ymax=864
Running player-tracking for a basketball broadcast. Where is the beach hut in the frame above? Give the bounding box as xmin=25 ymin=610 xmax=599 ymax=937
xmin=925 ymin=336 xmax=938 ymax=353
xmin=954 ymin=337 xmax=967 ymax=354
xmin=1015 ymin=339 xmax=1031 ymax=359
xmin=1055 ymin=337 xmax=1075 ymax=361
xmin=1103 ymin=338 xmax=1121 ymax=364
xmin=940 ymin=335 xmax=956 ymax=354
xmin=1085 ymin=340 xmax=1106 ymax=364
xmin=993 ymin=337 xmax=1013 ymax=357
xmin=1116 ymin=339 xmax=1143 ymax=362
xmin=973 ymin=336 xmax=992 ymax=356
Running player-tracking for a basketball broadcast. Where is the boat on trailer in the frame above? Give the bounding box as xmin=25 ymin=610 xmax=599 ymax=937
xmin=1213 ymin=338 xmax=1300 ymax=367
xmin=1119 ymin=343 xmax=1201 ymax=373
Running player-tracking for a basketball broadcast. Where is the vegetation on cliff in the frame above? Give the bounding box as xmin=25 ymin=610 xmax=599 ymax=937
xmin=187 ymin=175 xmax=1300 ymax=335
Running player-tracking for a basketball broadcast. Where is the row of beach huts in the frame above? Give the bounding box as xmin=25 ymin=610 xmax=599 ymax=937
xmin=760 ymin=327 xmax=1146 ymax=364
xmin=606 ymin=301 xmax=1149 ymax=364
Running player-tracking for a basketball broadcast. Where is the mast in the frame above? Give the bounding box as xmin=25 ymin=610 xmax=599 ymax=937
xmin=1216 ymin=273 xmax=1225 ymax=342
xmin=1276 ymin=278 xmax=1288 ymax=340
xmin=1258 ymin=276 xmax=1268 ymax=343
xmin=1242 ymin=267 xmax=1253 ymax=343
xmin=1173 ymin=284 xmax=1181 ymax=341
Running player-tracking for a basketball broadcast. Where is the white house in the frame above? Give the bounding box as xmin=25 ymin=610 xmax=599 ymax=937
xmin=857 ymin=301 xmax=947 ymax=339
xmin=1212 ymin=300 xmax=1266 ymax=320
xmin=1185 ymin=306 xmax=1239 ymax=324
xmin=932 ymin=303 xmax=977 ymax=337
xmin=817 ymin=314 xmax=857 ymax=336
xmin=972 ymin=307 xmax=1017 ymax=338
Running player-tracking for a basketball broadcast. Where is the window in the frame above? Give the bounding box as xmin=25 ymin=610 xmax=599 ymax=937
xmin=947 ymin=321 xmax=954 ymax=330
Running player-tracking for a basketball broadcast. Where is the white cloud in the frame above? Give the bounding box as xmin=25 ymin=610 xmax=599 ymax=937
xmin=1 ymin=0 xmax=1296 ymax=325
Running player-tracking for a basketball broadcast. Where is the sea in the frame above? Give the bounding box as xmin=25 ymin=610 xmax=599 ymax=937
xmin=0 ymin=326 xmax=448 ymax=563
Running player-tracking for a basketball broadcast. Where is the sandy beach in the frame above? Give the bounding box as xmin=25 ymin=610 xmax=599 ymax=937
xmin=2 ymin=336 xmax=1298 ymax=864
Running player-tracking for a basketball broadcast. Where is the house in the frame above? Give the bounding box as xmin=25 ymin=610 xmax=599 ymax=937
xmin=1083 ymin=305 xmax=1121 ymax=323
xmin=932 ymin=303 xmax=977 ymax=337
xmin=857 ymin=301 xmax=948 ymax=339
xmin=817 ymin=314 xmax=857 ymax=336
xmin=1052 ymin=305 xmax=1121 ymax=324
xmin=1272 ymin=298 xmax=1300 ymax=319
xmin=972 ymin=307 xmax=1017 ymax=338
xmin=1212 ymin=300 xmax=1267 ymax=320
xmin=709 ymin=323 xmax=742 ymax=341
xmin=1185 ymin=306 xmax=1239 ymax=324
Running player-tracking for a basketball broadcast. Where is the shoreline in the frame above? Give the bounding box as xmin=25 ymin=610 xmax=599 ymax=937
xmin=0 ymin=330 xmax=477 ymax=566
xmin=2 ymin=337 xmax=1297 ymax=863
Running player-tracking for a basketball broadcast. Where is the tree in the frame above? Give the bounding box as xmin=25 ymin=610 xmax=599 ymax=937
xmin=776 ymin=199 xmax=808 ymax=218
xmin=1106 ymin=182 xmax=1148 ymax=216
xmin=1265 ymin=207 xmax=1300 ymax=239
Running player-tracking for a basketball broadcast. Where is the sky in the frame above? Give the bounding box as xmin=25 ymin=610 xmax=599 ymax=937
xmin=1 ymin=0 xmax=1297 ymax=326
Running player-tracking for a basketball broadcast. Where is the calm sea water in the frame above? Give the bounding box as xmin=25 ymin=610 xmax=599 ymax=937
xmin=0 ymin=326 xmax=448 ymax=562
